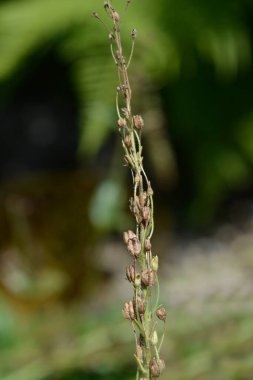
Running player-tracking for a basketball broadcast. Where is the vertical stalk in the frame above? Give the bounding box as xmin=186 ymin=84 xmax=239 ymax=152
xmin=93 ymin=2 xmax=167 ymax=379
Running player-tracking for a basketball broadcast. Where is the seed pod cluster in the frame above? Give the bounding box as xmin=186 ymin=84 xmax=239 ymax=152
xmin=94 ymin=1 xmax=166 ymax=378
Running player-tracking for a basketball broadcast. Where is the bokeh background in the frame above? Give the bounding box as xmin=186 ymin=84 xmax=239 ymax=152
xmin=1 ymin=0 xmax=253 ymax=379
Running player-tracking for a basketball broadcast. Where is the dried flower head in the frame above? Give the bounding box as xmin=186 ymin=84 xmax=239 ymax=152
xmin=123 ymin=230 xmax=136 ymax=244
xmin=150 ymin=358 xmax=165 ymax=378
xmin=123 ymin=301 xmax=136 ymax=320
xmin=95 ymin=0 xmax=165 ymax=374
xmin=127 ymin=237 xmax=141 ymax=257
xmin=142 ymin=206 xmax=150 ymax=222
xmin=111 ymin=10 xmax=120 ymax=22
xmin=124 ymin=135 xmax=132 ymax=148
xmin=133 ymin=115 xmax=144 ymax=130
xmin=126 ymin=265 xmax=136 ymax=282
xmin=156 ymin=307 xmax=167 ymax=322
xmin=134 ymin=296 xmax=146 ymax=315
xmin=141 ymin=268 xmax=156 ymax=286
xmin=118 ymin=117 xmax=126 ymax=128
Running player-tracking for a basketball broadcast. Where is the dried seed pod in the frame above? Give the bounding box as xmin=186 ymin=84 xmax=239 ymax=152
xmin=134 ymin=296 xmax=146 ymax=315
xmin=156 ymin=307 xmax=167 ymax=322
xmin=124 ymin=135 xmax=132 ymax=148
xmin=127 ymin=237 xmax=141 ymax=257
xmin=151 ymin=255 xmax=159 ymax=271
xmin=122 ymin=301 xmax=136 ymax=320
xmin=150 ymin=358 xmax=165 ymax=378
xmin=136 ymin=213 xmax=143 ymax=224
xmin=126 ymin=265 xmax=135 ymax=282
xmin=141 ymin=268 xmax=156 ymax=286
xmin=118 ymin=117 xmax=126 ymax=128
xmin=133 ymin=115 xmax=144 ymax=130
xmin=142 ymin=206 xmax=150 ymax=222
xmin=144 ymin=239 xmax=152 ymax=251
xmin=123 ymin=230 xmax=136 ymax=244
xmin=111 ymin=10 xmax=120 ymax=22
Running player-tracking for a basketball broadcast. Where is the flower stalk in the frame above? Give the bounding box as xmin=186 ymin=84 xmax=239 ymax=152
xmin=93 ymin=2 xmax=166 ymax=378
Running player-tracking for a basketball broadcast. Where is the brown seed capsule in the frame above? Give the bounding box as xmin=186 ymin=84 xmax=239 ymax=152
xmin=142 ymin=206 xmax=150 ymax=222
xmin=156 ymin=307 xmax=167 ymax=322
xmin=133 ymin=115 xmax=144 ymax=130
xmin=111 ymin=10 xmax=120 ymax=22
xmin=126 ymin=265 xmax=135 ymax=282
xmin=141 ymin=268 xmax=156 ymax=286
xmin=123 ymin=230 xmax=136 ymax=244
xmin=127 ymin=237 xmax=141 ymax=257
xmin=122 ymin=301 xmax=136 ymax=320
xmin=134 ymin=296 xmax=146 ymax=315
xmin=124 ymin=135 xmax=132 ymax=148
xmin=150 ymin=358 xmax=165 ymax=378
xmin=118 ymin=117 xmax=126 ymax=128
xmin=144 ymin=239 xmax=152 ymax=251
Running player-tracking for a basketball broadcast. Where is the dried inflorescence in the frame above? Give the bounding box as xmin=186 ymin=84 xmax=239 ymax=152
xmin=123 ymin=300 xmax=136 ymax=320
xmin=93 ymin=1 xmax=166 ymax=378
xmin=150 ymin=359 xmax=166 ymax=378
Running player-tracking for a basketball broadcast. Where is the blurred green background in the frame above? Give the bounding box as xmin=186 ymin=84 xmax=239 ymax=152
xmin=0 ymin=0 xmax=253 ymax=379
